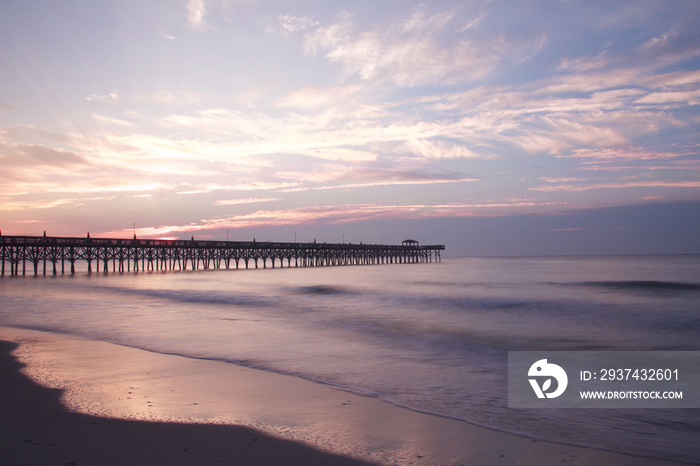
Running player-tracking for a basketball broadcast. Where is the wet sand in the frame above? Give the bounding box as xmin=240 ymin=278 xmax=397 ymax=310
xmin=0 ymin=339 xmax=373 ymax=465
xmin=0 ymin=327 xmax=683 ymax=465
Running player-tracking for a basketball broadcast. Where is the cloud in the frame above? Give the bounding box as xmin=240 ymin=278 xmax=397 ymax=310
xmin=535 ymin=69 xmax=643 ymax=94
xmin=557 ymin=49 xmax=613 ymax=73
xmin=0 ymin=131 xmax=181 ymax=197
xmin=304 ymin=9 xmax=510 ymax=86
xmin=276 ymin=14 xmax=319 ymax=34
xmin=42 ymin=181 xmax=176 ymax=195
xmin=187 ymin=0 xmax=208 ymax=29
xmin=0 ymin=141 xmax=89 ymax=168
xmin=642 ymin=69 xmax=700 ymax=89
xmin=0 ymin=195 xmax=117 ymax=212
xmin=636 ymin=90 xmax=700 ymax=106
xmin=540 ymin=177 xmax=586 ymax=184
xmin=531 ymin=180 xmax=700 ymax=192
xmin=86 ymin=92 xmax=120 ymax=103
xmin=0 ymin=198 xmax=85 ymax=211
xmin=394 ymin=138 xmax=481 ymax=159
xmin=177 ymin=182 xmax=300 ymax=194
xmin=509 ymin=118 xmax=629 ymax=155
xmin=213 ymin=197 xmax=280 ymax=206
xmin=408 ymin=60 xmax=693 ymax=158
xmin=568 ymin=147 xmax=687 ymax=161
xmin=100 ymin=199 xmax=564 ymax=238
xmin=641 ymin=30 xmax=678 ymax=51
xmin=282 ymin=177 xmax=478 ymax=193
xmin=275 ymin=84 xmax=364 ymax=110
xmin=91 ymin=113 xmax=135 ymax=128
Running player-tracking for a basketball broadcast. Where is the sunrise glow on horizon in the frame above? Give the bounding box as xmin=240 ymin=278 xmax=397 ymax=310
xmin=1 ymin=0 xmax=699 ymax=256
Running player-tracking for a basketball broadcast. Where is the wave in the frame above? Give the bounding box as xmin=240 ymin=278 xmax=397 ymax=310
xmin=290 ymin=285 xmax=351 ymax=295
xmin=384 ymin=293 xmax=576 ymax=314
xmin=572 ymin=280 xmax=700 ymax=292
xmin=89 ymin=285 xmax=275 ymax=308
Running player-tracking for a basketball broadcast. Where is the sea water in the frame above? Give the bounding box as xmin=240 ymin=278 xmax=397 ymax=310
xmin=1 ymin=255 xmax=699 ymax=463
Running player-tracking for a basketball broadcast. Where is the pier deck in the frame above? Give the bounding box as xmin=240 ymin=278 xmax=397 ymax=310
xmin=0 ymin=235 xmax=444 ymax=276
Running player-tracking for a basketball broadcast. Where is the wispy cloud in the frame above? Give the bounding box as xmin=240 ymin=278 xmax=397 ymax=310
xmin=213 ymin=197 xmax=280 ymax=206
xmin=186 ymin=0 xmax=208 ymax=29
xmin=531 ymin=180 xmax=700 ymax=192
xmin=0 ymin=141 xmax=89 ymax=169
xmin=281 ymin=177 xmax=478 ymax=193
xmin=568 ymin=147 xmax=689 ymax=161
xmin=177 ymin=182 xmax=300 ymax=195
xmin=275 ymin=14 xmax=319 ymax=34
xmin=100 ymin=199 xmax=564 ymax=238
xmin=86 ymin=92 xmax=120 ymax=103
xmin=0 ymin=196 xmax=116 ymax=211
xmin=303 ymin=8 xmax=512 ymax=86
xmin=582 ymin=159 xmax=700 ymax=171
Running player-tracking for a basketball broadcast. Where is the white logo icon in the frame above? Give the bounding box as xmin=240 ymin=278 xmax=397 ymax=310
xmin=528 ymin=359 xmax=568 ymax=398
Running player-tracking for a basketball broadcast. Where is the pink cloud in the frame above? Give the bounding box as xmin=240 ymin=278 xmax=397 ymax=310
xmin=531 ymin=180 xmax=700 ymax=192
xmin=98 ymin=201 xmax=565 ymax=238
xmin=569 ymin=147 xmax=687 ymax=161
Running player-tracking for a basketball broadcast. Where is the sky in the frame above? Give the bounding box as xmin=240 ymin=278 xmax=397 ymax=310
xmin=1 ymin=0 xmax=699 ymax=256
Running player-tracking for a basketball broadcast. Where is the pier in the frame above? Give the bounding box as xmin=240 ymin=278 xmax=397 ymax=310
xmin=0 ymin=234 xmax=444 ymax=276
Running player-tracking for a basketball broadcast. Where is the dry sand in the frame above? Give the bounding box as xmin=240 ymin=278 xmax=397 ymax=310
xmin=0 ymin=327 xmax=684 ymax=465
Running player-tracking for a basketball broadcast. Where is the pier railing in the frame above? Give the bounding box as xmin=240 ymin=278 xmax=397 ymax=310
xmin=0 ymin=235 xmax=444 ymax=276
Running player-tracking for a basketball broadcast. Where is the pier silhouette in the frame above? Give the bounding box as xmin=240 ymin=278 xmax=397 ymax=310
xmin=0 ymin=234 xmax=444 ymax=276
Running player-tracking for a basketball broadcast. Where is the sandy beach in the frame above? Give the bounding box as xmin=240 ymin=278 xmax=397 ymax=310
xmin=0 ymin=326 xmax=684 ymax=465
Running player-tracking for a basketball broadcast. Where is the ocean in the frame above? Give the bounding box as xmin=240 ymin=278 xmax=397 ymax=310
xmin=1 ymin=255 xmax=699 ymax=463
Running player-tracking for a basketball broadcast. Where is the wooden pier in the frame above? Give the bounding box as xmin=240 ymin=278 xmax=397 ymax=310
xmin=0 ymin=234 xmax=444 ymax=276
